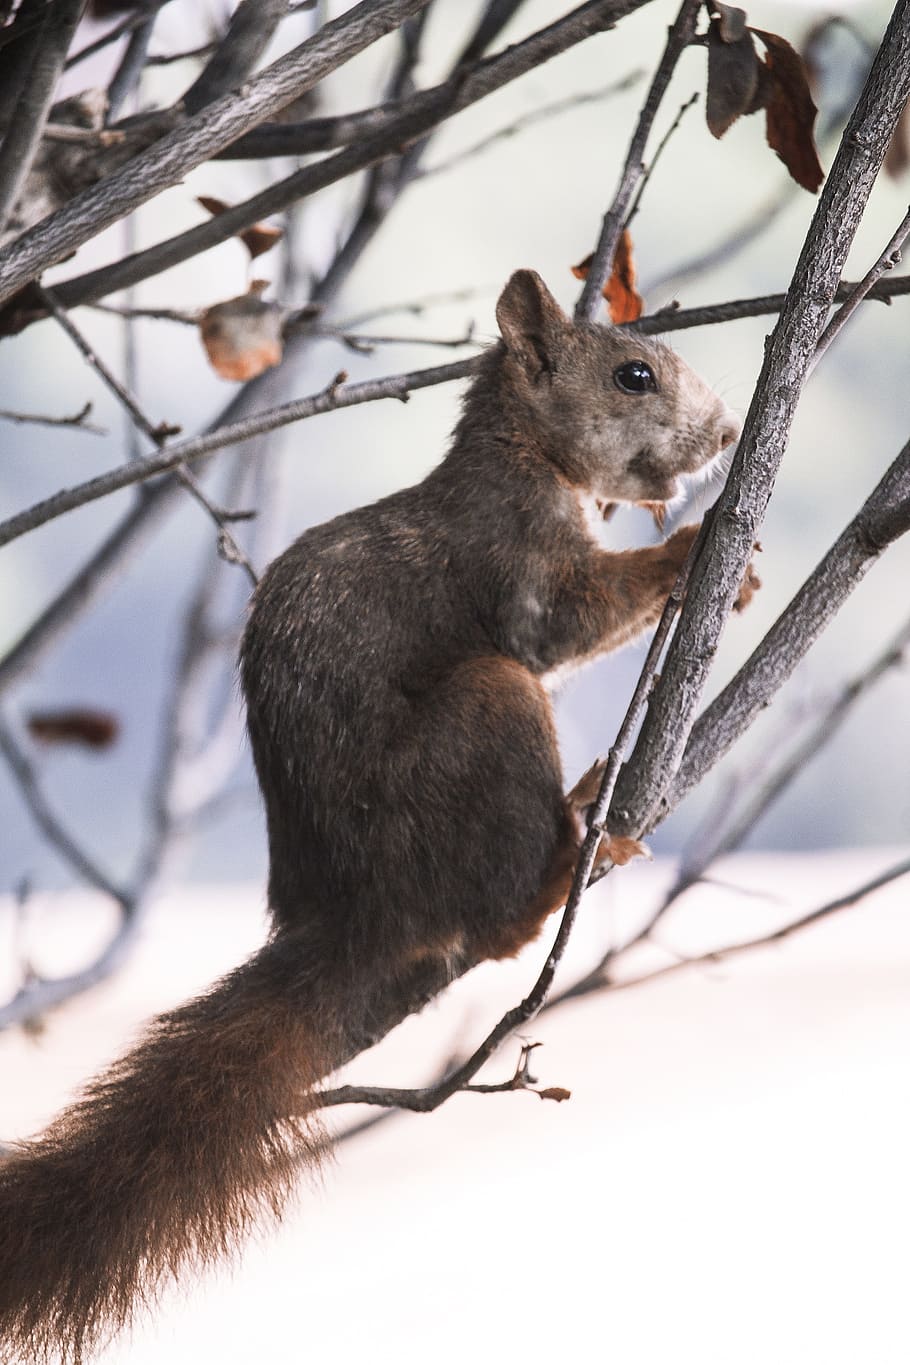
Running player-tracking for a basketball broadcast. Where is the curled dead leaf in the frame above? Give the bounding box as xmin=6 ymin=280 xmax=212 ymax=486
xmin=27 ymin=709 xmax=120 ymax=750
xmin=538 ymin=1087 xmax=572 ymax=1103
xmin=199 ymin=286 xmax=284 ymax=381
xmin=571 ymin=230 xmax=643 ymax=324
xmin=751 ymin=28 xmax=824 ymax=193
xmin=196 ymin=195 xmax=284 ymax=261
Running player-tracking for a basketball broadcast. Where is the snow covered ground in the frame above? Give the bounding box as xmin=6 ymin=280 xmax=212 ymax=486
xmin=2 ymin=850 xmax=908 ymax=1365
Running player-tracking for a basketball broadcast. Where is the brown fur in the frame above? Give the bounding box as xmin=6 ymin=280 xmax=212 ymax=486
xmin=0 ymin=272 xmax=740 ymax=1361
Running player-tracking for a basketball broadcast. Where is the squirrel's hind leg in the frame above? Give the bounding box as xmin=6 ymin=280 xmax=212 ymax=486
xmin=475 ymin=758 xmax=648 ymax=961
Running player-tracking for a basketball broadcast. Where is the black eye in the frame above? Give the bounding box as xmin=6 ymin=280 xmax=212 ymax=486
xmin=613 ymin=360 xmax=658 ymax=395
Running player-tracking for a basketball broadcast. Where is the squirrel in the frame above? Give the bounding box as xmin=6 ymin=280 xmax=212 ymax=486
xmin=0 ymin=270 xmax=740 ymax=1363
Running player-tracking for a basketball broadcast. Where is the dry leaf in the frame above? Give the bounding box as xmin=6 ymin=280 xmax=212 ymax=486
xmin=197 ymin=195 xmax=284 ymax=261
xmin=706 ymin=18 xmax=760 ymax=137
xmin=199 ymin=285 xmax=283 ymax=381
xmin=28 ymin=709 xmax=120 ymax=750
xmin=538 ymin=1087 xmax=572 ymax=1103
xmin=604 ymin=230 xmax=643 ymax=323
xmin=571 ymin=231 xmax=643 ymax=323
xmin=884 ymin=99 xmax=910 ymax=179
xmin=751 ymin=28 xmax=824 ymax=192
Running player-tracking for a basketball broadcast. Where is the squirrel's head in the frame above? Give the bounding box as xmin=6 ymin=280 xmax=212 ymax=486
xmin=495 ymin=269 xmax=740 ymax=505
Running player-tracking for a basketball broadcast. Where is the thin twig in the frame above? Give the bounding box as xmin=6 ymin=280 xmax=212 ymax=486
xmin=0 ymin=402 xmax=104 ymax=434
xmin=64 ymin=3 xmax=174 ymax=72
xmin=417 ymin=73 xmax=645 ymax=180
xmin=574 ymin=0 xmax=701 ymax=320
xmin=606 ymin=854 xmax=910 ymax=995
xmin=35 ymin=284 xmax=259 ymax=584
xmin=812 ymin=202 xmax=910 ymax=367
xmin=0 ymin=357 xmax=478 ymax=549
xmin=624 ymin=89 xmax=699 ymax=232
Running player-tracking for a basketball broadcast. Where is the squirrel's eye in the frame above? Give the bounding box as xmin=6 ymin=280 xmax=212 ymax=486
xmin=613 ymin=360 xmax=658 ymax=395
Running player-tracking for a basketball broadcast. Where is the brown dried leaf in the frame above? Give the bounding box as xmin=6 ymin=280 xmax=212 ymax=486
xmin=751 ymin=28 xmax=824 ymax=192
xmin=571 ymin=233 xmax=643 ymax=323
xmin=884 ymin=99 xmax=910 ymax=179
xmin=571 ymin=251 xmax=594 ymax=280
xmin=706 ymin=17 xmax=760 ymax=137
xmin=196 ymin=196 xmax=283 ymax=261
xmin=604 ymin=230 xmax=643 ymax=323
xmin=28 ymin=709 xmax=120 ymax=750
xmin=538 ymin=1087 xmax=572 ymax=1103
xmin=199 ymin=286 xmax=283 ymax=381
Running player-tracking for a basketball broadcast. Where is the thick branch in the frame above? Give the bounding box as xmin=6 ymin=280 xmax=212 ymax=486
xmin=181 ymin=0 xmax=290 ymax=115
xmin=608 ymin=3 xmax=910 ymax=839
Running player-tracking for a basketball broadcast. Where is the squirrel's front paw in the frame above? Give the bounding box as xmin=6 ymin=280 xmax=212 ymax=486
xmin=734 ymin=541 xmax=763 ymax=613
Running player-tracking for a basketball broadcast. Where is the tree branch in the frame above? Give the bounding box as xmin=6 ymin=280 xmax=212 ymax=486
xmin=36 ymin=284 xmax=259 ymax=583
xmin=7 ymin=0 xmax=652 ymax=322
xmin=574 ymin=0 xmax=701 ymax=319
xmin=181 ymin=0 xmax=290 ymax=116
xmin=0 ymin=0 xmax=433 ymax=305
xmin=812 ymin=201 xmax=910 ymax=367
xmin=608 ymin=3 xmax=910 ymax=840
xmin=667 ymin=434 xmax=910 ymax=817
xmin=0 ymin=0 xmax=84 ymax=235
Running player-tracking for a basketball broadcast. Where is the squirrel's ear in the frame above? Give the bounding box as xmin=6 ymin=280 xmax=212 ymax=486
xmin=496 ymin=270 xmax=569 ymax=377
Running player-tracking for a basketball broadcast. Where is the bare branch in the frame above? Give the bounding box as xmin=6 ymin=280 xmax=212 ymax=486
xmin=812 ymin=201 xmax=910 ymax=367
xmin=0 ymin=0 xmax=84 ymax=235
xmin=681 ymin=613 xmax=910 ymax=875
xmin=574 ymin=0 xmax=701 ymax=320
xmin=0 ymin=401 xmax=104 ymax=434
xmin=14 ymin=0 xmax=653 ymax=321
xmin=633 ymin=275 xmax=910 ymax=335
xmin=417 ymin=73 xmax=645 ymax=180
xmin=0 ymin=0 xmax=435 ymax=305
xmin=608 ymin=7 xmax=910 ymax=840
xmin=181 ymin=0 xmax=290 ymax=115
xmin=36 ymin=283 xmax=259 ymax=584
xmin=607 ymin=855 xmax=910 ymax=995
xmin=668 ymin=434 xmax=910 ymax=817
xmin=0 ymin=358 xmax=479 ymax=550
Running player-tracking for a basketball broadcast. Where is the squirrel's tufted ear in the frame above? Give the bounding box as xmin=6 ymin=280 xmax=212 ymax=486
xmin=496 ymin=270 xmax=570 ymax=378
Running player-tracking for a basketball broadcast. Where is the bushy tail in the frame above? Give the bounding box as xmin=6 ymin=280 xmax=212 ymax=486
xmin=0 ymin=930 xmax=351 ymax=1363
